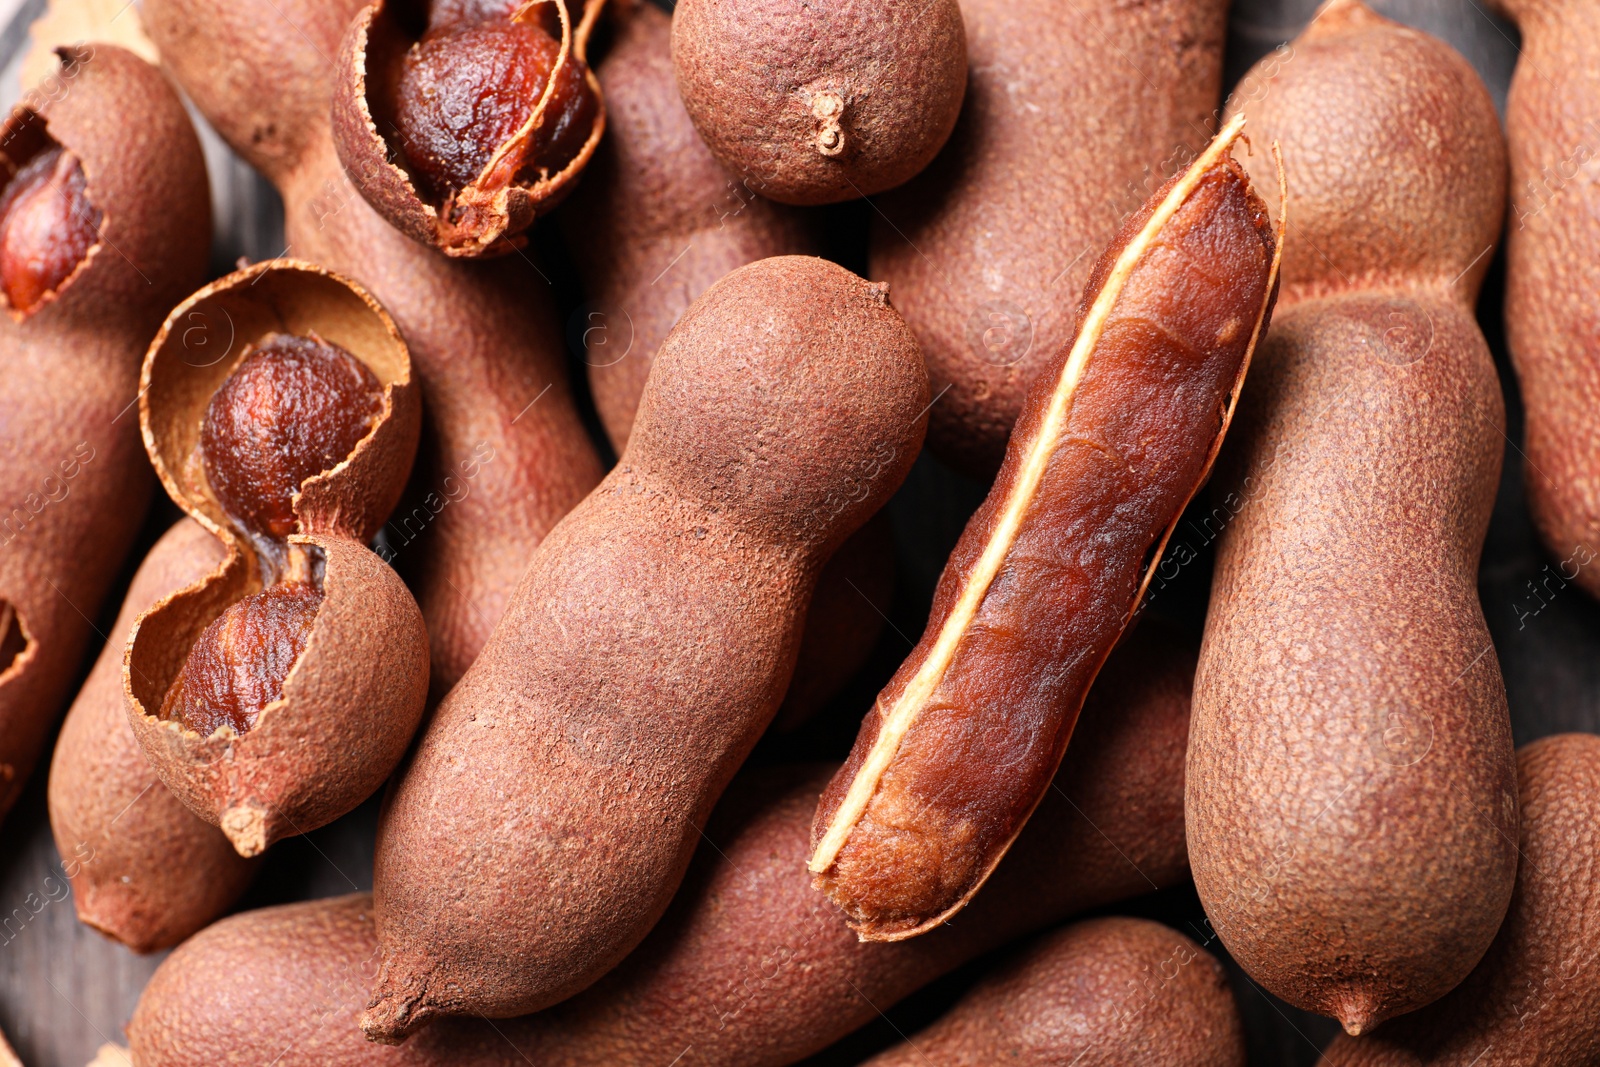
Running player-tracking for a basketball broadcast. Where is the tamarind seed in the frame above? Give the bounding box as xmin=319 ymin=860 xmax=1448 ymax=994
xmin=201 ymin=333 xmax=383 ymax=543
xmin=161 ymin=582 xmax=324 ymax=738
xmin=390 ymin=18 xmax=596 ymax=202
xmin=0 ymin=145 xmax=101 ymax=314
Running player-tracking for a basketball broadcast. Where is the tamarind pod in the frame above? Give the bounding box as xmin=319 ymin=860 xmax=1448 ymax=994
xmin=0 ymin=45 xmax=209 ymax=826
xmin=1187 ymin=0 xmax=1516 ymax=1036
xmin=1320 ymin=734 xmax=1600 ymax=1066
xmin=126 ymin=618 xmax=1195 ymax=1067
xmin=810 ymin=118 xmax=1280 ymax=939
xmin=139 ymin=0 xmax=606 ymax=699
xmin=361 ymin=255 xmax=929 ymax=1039
xmin=560 ymin=0 xmax=885 ymax=728
xmin=862 ymin=917 xmax=1244 ymax=1067
xmin=1481 ymin=0 xmax=1600 ymax=597
xmin=869 ymin=0 xmax=1229 ymax=477
xmin=48 ymin=519 xmax=257 ymax=952
xmin=560 ymin=0 xmax=817 ymax=454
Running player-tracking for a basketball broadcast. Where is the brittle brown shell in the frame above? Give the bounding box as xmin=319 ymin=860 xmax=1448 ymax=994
xmin=47 ymin=519 xmax=257 ymax=953
xmin=0 ymin=45 xmax=208 ymax=826
xmin=141 ymin=0 xmax=607 ymax=701
xmin=332 ymin=0 xmax=608 ymax=256
xmin=125 ymin=260 xmax=429 ymax=857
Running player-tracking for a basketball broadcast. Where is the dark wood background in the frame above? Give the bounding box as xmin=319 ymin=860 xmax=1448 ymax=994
xmin=2 ymin=2 xmax=1588 ymax=1065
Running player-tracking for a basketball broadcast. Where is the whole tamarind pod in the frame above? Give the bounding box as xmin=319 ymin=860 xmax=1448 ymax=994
xmin=127 ymin=618 xmax=1195 ymax=1067
xmin=361 ymin=255 xmax=929 ymax=1039
xmin=869 ymin=0 xmax=1228 ymax=476
xmin=560 ymin=0 xmax=816 ymax=452
xmin=332 ymin=0 xmax=607 ymax=256
xmin=140 ymin=0 xmax=607 ymax=699
xmin=671 ymin=0 xmax=966 ymax=206
xmin=0 ymin=45 xmax=209 ymax=826
xmin=1187 ymin=0 xmax=1517 ymax=1035
xmin=48 ymin=519 xmax=257 ymax=953
xmin=1481 ymin=0 xmax=1600 ymax=598
xmin=863 ymin=917 xmax=1244 ymax=1067
xmin=1321 ymin=734 xmax=1600 ymax=1067
xmin=560 ymin=0 xmax=883 ymax=731
xmin=124 ymin=261 xmax=430 ymax=857
xmin=810 ymin=118 xmax=1281 ymax=939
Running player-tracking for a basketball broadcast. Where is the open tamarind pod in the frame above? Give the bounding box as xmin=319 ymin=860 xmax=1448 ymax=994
xmin=125 ymin=260 xmax=429 ymax=858
xmin=559 ymin=0 xmax=883 ymax=732
xmin=127 ymin=619 xmax=1195 ymax=1067
xmin=360 ymin=256 xmax=929 ymax=1040
xmin=48 ymin=519 xmax=257 ymax=953
xmin=869 ymin=0 xmax=1228 ymax=477
xmin=140 ymin=0 xmax=607 ymax=699
xmin=863 ymin=917 xmax=1244 ymax=1067
xmin=1187 ymin=0 xmax=1516 ymax=1035
xmin=0 ymin=45 xmax=209 ymax=827
xmin=332 ymin=0 xmax=606 ymax=256
xmin=1321 ymin=733 xmax=1600 ymax=1066
xmin=1481 ymin=0 xmax=1600 ymax=597
xmin=810 ymin=117 xmax=1281 ymax=940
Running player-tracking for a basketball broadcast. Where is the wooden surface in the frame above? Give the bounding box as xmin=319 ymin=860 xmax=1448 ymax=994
xmin=0 ymin=2 xmax=1584 ymax=1066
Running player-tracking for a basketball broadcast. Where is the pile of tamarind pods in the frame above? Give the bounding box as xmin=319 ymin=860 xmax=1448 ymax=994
xmin=0 ymin=0 xmax=1595 ymax=1062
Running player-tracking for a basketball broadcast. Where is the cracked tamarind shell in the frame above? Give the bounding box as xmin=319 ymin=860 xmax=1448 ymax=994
xmin=48 ymin=518 xmax=258 ymax=953
xmin=332 ymin=0 xmax=608 ymax=256
xmin=671 ymin=0 xmax=966 ymax=206
xmin=0 ymin=44 xmax=209 ymax=828
xmin=125 ymin=260 xmax=429 ymax=858
xmin=140 ymin=0 xmax=608 ymax=701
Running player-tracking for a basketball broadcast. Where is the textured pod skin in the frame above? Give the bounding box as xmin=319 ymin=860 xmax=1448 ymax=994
xmin=1187 ymin=0 xmax=1516 ymax=1036
xmin=870 ymin=0 xmax=1228 ymax=476
xmin=361 ymin=256 xmax=929 ymax=1038
xmin=0 ymin=46 xmax=208 ymax=825
xmin=560 ymin=0 xmax=816 ymax=452
xmin=125 ymin=261 xmax=429 ymax=857
xmin=810 ymin=126 xmax=1279 ymax=939
xmin=140 ymin=0 xmax=606 ymax=701
xmin=561 ymin=0 xmax=883 ymax=731
xmin=48 ymin=519 xmax=256 ymax=953
xmin=774 ymin=510 xmax=894 ymax=731
xmin=332 ymin=0 xmax=608 ymax=256
xmin=671 ymin=0 xmax=966 ymax=206
xmin=1483 ymin=0 xmax=1600 ymax=599
xmin=864 ymin=917 xmax=1244 ymax=1067
xmin=126 ymin=619 xmax=1195 ymax=1067
xmin=1321 ymin=734 xmax=1600 ymax=1067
